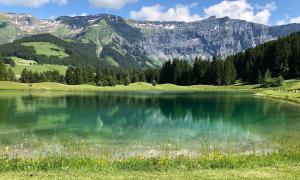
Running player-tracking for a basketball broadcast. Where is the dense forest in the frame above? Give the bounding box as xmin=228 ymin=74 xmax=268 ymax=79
xmin=232 ymin=32 xmax=300 ymax=83
xmin=0 ymin=32 xmax=299 ymax=87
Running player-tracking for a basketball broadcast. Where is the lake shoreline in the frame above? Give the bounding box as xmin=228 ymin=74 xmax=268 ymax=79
xmin=256 ymin=90 xmax=300 ymax=105
xmin=0 ymin=81 xmax=260 ymax=92
xmin=1 ymin=81 xmax=300 ymax=105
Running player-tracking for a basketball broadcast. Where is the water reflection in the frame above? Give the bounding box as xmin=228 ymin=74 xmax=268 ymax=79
xmin=0 ymin=92 xmax=299 ymax=155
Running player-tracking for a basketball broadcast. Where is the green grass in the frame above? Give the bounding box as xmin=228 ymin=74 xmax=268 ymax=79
xmin=22 ymin=42 xmax=69 ymax=58
xmin=1 ymin=80 xmax=300 ymax=105
xmin=0 ymin=151 xmax=299 ymax=179
xmin=104 ymin=56 xmax=120 ymax=67
xmin=256 ymin=80 xmax=300 ymax=104
xmin=10 ymin=56 xmax=37 ymax=65
xmin=0 ymin=81 xmax=259 ymax=92
xmin=9 ymin=57 xmax=68 ymax=76
xmin=257 ymin=90 xmax=300 ymax=104
xmin=1 ymin=167 xmax=299 ymax=180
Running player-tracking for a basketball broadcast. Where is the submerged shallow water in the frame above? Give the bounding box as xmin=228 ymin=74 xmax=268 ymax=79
xmin=0 ymin=91 xmax=299 ymax=158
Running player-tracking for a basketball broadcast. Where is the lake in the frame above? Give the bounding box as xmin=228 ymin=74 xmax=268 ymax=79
xmin=0 ymin=91 xmax=299 ymax=158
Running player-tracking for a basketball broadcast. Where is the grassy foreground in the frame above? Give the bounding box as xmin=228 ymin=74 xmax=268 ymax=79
xmin=0 ymin=151 xmax=299 ymax=179
xmin=1 ymin=167 xmax=299 ymax=179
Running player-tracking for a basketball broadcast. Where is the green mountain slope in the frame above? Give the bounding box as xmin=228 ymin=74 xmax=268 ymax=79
xmin=68 ymin=17 xmax=158 ymax=69
xmin=0 ymin=34 xmax=111 ymax=69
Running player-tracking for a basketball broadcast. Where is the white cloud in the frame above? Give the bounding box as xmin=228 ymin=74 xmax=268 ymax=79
xmin=70 ymin=13 xmax=88 ymax=17
xmin=89 ymin=0 xmax=137 ymax=9
xmin=203 ymin=0 xmax=276 ymax=25
xmin=290 ymin=16 xmax=300 ymax=24
xmin=255 ymin=2 xmax=277 ymax=12
xmin=53 ymin=0 xmax=68 ymax=6
xmin=0 ymin=0 xmax=68 ymax=8
xmin=130 ymin=4 xmax=203 ymax=22
xmin=275 ymin=15 xmax=300 ymax=25
xmin=130 ymin=0 xmax=276 ymax=24
xmin=276 ymin=20 xmax=286 ymax=26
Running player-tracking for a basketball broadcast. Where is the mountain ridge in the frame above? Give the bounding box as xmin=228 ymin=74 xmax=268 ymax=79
xmin=1 ymin=12 xmax=300 ymax=68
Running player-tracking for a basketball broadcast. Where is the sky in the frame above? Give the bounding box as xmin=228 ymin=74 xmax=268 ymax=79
xmin=0 ymin=0 xmax=299 ymax=25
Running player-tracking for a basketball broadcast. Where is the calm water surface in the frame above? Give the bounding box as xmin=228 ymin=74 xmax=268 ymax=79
xmin=0 ymin=91 xmax=299 ymax=157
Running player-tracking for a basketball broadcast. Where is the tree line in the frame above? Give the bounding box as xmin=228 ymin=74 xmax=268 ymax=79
xmin=37 ymin=56 xmax=237 ymax=86
xmin=20 ymin=69 xmax=64 ymax=83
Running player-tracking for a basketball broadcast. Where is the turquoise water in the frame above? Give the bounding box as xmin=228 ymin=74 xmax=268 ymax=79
xmin=0 ymin=91 xmax=299 ymax=157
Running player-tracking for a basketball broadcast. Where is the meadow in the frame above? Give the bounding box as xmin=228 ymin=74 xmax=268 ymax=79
xmin=22 ymin=42 xmax=69 ymax=58
xmin=9 ymin=57 xmax=68 ymax=76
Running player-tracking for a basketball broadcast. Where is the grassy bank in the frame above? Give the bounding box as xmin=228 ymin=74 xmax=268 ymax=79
xmin=0 ymin=81 xmax=299 ymax=105
xmin=257 ymin=90 xmax=300 ymax=104
xmin=256 ymin=80 xmax=300 ymax=104
xmin=0 ymin=81 xmax=259 ymax=92
xmin=0 ymin=151 xmax=299 ymax=179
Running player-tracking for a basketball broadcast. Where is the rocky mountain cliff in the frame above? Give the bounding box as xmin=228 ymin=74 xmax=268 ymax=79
xmin=1 ymin=13 xmax=300 ymax=68
xmin=130 ymin=16 xmax=300 ymax=60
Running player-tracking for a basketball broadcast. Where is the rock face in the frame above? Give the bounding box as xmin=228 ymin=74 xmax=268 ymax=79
xmin=1 ymin=13 xmax=300 ymax=68
xmin=129 ymin=16 xmax=300 ymax=60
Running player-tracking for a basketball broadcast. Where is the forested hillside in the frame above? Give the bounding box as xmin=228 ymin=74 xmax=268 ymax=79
xmin=0 ymin=34 xmax=110 ymax=68
xmin=231 ymin=32 xmax=300 ymax=83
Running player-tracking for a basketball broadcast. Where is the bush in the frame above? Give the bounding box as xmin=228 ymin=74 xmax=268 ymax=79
xmin=124 ymin=77 xmax=130 ymax=86
xmin=261 ymin=76 xmax=284 ymax=88
xmin=151 ymin=80 xmax=157 ymax=86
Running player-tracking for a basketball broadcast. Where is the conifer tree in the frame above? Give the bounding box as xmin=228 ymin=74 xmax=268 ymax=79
xmin=0 ymin=58 xmax=7 ymax=81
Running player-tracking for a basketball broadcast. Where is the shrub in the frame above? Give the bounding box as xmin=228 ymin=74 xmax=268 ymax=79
xmin=151 ymin=80 xmax=157 ymax=86
xmin=261 ymin=76 xmax=284 ymax=88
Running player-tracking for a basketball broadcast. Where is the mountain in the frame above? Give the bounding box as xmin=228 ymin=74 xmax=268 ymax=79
xmin=0 ymin=33 xmax=111 ymax=68
xmin=129 ymin=16 xmax=300 ymax=60
xmin=0 ymin=12 xmax=300 ymax=69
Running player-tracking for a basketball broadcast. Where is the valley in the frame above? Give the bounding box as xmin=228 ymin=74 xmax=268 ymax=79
xmin=0 ymin=9 xmax=300 ymax=180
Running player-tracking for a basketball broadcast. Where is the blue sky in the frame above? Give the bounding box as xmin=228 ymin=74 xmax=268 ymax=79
xmin=0 ymin=0 xmax=299 ymax=25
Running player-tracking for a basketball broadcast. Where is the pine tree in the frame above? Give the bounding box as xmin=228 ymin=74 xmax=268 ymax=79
xmin=7 ymin=68 xmax=16 ymax=81
xmin=82 ymin=66 xmax=94 ymax=84
xmin=0 ymin=58 xmax=7 ymax=81
xmin=123 ymin=72 xmax=131 ymax=86
xmin=20 ymin=68 xmax=29 ymax=83
xmin=74 ymin=67 xmax=83 ymax=85
xmin=274 ymin=40 xmax=290 ymax=77
xmin=256 ymin=70 xmax=263 ymax=84
xmin=193 ymin=57 xmax=202 ymax=84
xmin=264 ymin=69 xmax=272 ymax=81
xmin=211 ymin=57 xmax=223 ymax=85
xmin=160 ymin=60 xmax=174 ymax=84
xmin=289 ymin=35 xmax=300 ymax=78
xmin=223 ymin=59 xmax=237 ymax=85
xmin=65 ymin=66 xmax=76 ymax=85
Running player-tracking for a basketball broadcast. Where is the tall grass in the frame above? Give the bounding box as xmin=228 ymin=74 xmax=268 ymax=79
xmin=0 ymin=150 xmax=299 ymax=172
